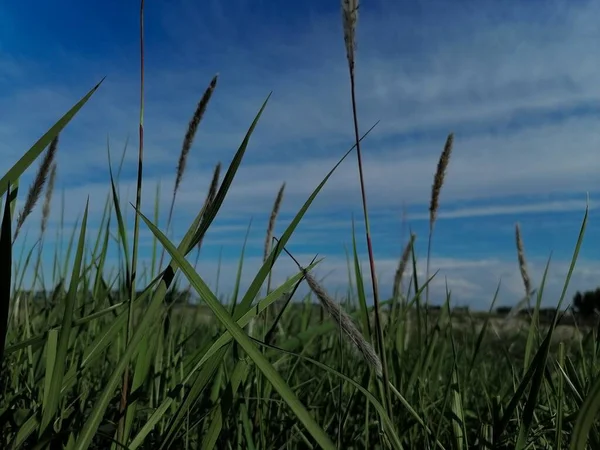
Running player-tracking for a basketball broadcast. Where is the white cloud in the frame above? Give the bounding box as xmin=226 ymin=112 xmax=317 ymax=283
xmin=4 ymin=0 xmax=600 ymax=308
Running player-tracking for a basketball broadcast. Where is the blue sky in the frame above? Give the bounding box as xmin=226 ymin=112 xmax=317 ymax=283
xmin=2 ymin=0 xmax=600 ymax=308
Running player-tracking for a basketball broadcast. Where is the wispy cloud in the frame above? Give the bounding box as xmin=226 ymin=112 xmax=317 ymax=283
xmin=2 ymin=0 xmax=600 ymax=307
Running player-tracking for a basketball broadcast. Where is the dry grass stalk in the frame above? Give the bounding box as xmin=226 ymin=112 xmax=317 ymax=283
xmin=515 ymin=222 xmax=532 ymax=297
xmin=303 ymin=269 xmax=383 ymax=378
xmin=14 ymin=136 xmax=59 ymax=242
xmin=429 ymin=133 xmax=454 ymax=229
xmin=264 ymin=182 xmax=285 ymax=262
xmin=393 ymin=233 xmax=415 ymax=300
xmin=425 ymin=133 xmax=454 ymax=310
xmin=159 ymin=75 xmax=218 ymax=270
xmin=40 ymin=163 xmax=57 ymax=237
xmin=341 ymin=0 xmax=359 ymax=70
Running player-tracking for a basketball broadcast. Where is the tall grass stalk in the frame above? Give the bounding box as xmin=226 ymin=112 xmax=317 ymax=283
xmin=160 ymin=75 xmax=218 ymax=272
xmin=340 ymin=0 xmax=392 ymax=414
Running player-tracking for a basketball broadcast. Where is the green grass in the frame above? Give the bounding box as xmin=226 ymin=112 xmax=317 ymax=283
xmin=2 ymin=1 xmax=600 ymax=449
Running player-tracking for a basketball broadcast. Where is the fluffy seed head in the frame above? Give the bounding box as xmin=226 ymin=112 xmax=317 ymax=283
xmin=515 ymin=222 xmax=532 ymax=297
xmin=429 ymin=133 xmax=454 ymax=230
xmin=174 ymin=74 xmax=218 ymax=196
xmin=341 ymin=0 xmax=359 ymax=69
xmin=264 ymin=183 xmax=285 ymax=262
xmin=304 ymin=269 xmax=382 ymax=377
xmin=14 ymin=136 xmax=59 ymax=242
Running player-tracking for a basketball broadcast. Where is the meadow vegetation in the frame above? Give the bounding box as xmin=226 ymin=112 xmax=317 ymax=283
xmin=2 ymin=1 xmax=600 ymax=449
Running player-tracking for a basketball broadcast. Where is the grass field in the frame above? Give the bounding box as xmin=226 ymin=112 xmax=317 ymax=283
xmin=3 ymin=1 xmax=600 ymax=449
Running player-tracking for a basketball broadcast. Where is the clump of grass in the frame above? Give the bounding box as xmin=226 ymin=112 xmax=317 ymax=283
xmin=14 ymin=136 xmax=59 ymax=242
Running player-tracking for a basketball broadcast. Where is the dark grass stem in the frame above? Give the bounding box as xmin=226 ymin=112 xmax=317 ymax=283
xmin=341 ymin=0 xmax=392 ymax=416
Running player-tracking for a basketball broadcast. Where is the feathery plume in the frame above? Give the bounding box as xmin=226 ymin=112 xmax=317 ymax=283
xmin=515 ymin=222 xmax=532 ymax=297
xmin=426 ymin=133 xmax=454 ymax=308
xmin=429 ymin=133 xmax=454 ymax=230
xmin=174 ymin=75 xmax=218 ymax=196
xmin=165 ymin=75 xmax=218 ymax=239
xmin=14 ymin=136 xmax=59 ymax=242
xmin=304 ymin=269 xmax=382 ymax=378
xmin=264 ymin=182 xmax=285 ymax=262
xmin=160 ymin=75 xmax=218 ymax=270
xmin=341 ymin=0 xmax=359 ymax=70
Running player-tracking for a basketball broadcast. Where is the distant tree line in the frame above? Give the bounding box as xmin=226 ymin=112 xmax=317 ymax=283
xmin=571 ymin=288 xmax=600 ymax=317
xmin=495 ymin=287 xmax=600 ymax=321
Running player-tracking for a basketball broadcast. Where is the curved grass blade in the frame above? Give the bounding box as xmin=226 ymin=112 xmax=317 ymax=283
xmin=232 ymin=121 xmax=379 ymax=321
xmin=107 ymin=144 xmax=131 ymax=286
xmin=128 ymin=398 xmax=174 ymax=450
xmin=185 ymin=95 xmax=271 ymax=256
xmin=516 ymin=204 xmax=587 ymax=450
xmin=256 ymin=339 xmax=403 ymax=449
xmin=570 ymin=373 xmax=600 ymax=450
xmin=182 ymin=260 xmax=320 ymax=380
xmin=138 ymin=211 xmax=336 ymax=450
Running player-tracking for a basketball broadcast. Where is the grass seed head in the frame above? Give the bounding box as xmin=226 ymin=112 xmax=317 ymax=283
xmin=264 ymin=182 xmax=285 ymax=262
xmin=173 ymin=74 xmax=218 ymax=197
xmin=15 ymin=135 xmax=59 ymax=242
xmin=515 ymin=222 xmax=532 ymax=297
xmin=341 ymin=0 xmax=359 ymax=70
xmin=429 ymin=132 xmax=454 ymax=230
xmin=304 ymin=269 xmax=383 ymax=378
